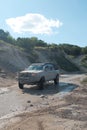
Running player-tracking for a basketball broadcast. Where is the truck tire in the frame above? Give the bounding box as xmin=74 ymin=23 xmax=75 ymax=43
xmin=54 ymin=74 xmax=59 ymax=85
xmin=38 ymin=77 xmax=45 ymax=90
xmin=19 ymin=82 xmax=24 ymax=89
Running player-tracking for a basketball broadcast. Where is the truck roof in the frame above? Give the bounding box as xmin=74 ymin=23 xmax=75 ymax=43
xmin=31 ymin=62 xmax=53 ymax=66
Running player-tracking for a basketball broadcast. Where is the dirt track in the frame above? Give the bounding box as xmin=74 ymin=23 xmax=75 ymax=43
xmin=0 ymin=74 xmax=87 ymax=130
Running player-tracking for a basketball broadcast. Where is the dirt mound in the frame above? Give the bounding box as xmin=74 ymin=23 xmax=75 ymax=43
xmin=0 ymin=41 xmax=29 ymax=72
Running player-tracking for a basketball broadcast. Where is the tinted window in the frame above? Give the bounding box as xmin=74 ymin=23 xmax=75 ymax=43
xmin=28 ymin=65 xmax=43 ymax=70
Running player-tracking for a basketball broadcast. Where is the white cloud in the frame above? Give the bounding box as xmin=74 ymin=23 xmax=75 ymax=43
xmin=6 ymin=13 xmax=63 ymax=35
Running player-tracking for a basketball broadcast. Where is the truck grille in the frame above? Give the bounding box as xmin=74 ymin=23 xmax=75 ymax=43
xmin=19 ymin=73 xmax=31 ymax=77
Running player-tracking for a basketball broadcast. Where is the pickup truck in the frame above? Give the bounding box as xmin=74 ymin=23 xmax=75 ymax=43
xmin=18 ymin=62 xmax=59 ymax=89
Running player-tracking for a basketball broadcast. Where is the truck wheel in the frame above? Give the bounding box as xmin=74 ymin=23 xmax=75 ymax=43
xmin=38 ymin=77 xmax=45 ymax=90
xmin=19 ymin=82 xmax=24 ymax=89
xmin=54 ymin=74 xmax=59 ymax=85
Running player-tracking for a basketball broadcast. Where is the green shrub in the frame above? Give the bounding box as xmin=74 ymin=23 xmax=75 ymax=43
xmin=81 ymin=55 xmax=87 ymax=68
xmin=81 ymin=77 xmax=87 ymax=84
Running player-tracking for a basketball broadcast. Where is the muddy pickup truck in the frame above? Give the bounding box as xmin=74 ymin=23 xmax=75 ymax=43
xmin=18 ymin=63 xmax=59 ymax=89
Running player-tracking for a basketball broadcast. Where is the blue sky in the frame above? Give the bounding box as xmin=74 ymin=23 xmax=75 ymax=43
xmin=0 ymin=0 xmax=87 ymax=47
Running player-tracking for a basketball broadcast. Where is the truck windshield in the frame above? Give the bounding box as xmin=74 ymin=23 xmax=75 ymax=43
xmin=27 ymin=65 xmax=43 ymax=70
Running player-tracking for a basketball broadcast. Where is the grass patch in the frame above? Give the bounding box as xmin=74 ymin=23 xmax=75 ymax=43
xmin=81 ymin=77 xmax=87 ymax=84
xmin=81 ymin=55 xmax=87 ymax=62
xmin=81 ymin=55 xmax=87 ymax=68
xmin=27 ymin=51 xmax=39 ymax=63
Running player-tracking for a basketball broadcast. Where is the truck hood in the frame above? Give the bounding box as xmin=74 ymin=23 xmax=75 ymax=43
xmin=20 ymin=70 xmax=43 ymax=74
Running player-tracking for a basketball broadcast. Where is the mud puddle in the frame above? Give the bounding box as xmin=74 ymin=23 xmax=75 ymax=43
xmin=56 ymin=82 xmax=77 ymax=98
xmin=0 ymin=82 xmax=77 ymax=120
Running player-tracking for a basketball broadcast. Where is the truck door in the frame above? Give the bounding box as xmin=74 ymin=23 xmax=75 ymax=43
xmin=44 ymin=64 xmax=55 ymax=81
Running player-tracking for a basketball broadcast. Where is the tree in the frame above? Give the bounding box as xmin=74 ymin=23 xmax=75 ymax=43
xmin=0 ymin=29 xmax=16 ymax=44
xmin=82 ymin=47 xmax=87 ymax=54
xmin=59 ymin=44 xmax=81 ymax=56
xmin=16 ymin=37 xmax=33 ymax=51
